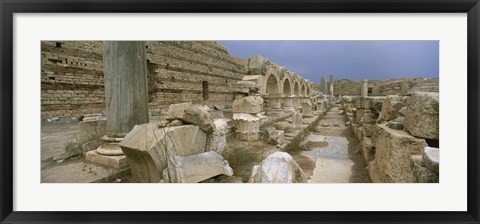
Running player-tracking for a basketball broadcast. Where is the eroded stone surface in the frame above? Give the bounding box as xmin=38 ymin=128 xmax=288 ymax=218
xmin=249 ymin=152 xmax=306 ymax=183
xmin=119 ymin=124 xmax=207 ymax=182
xmin=370 ymin=124 xmax=426 ymax=183
xmin=422 ymin=147 xmax=439 ymax=173
xmin=165 ymin=102 xmax=192 ymax=120
xmin=232 ymin=96 xmax=264 ymax=114
xmin=404 ymin=92 xmax=439 ymax=139
xmin=411 ymin=155 xmax=439 ymax=183
xmin=183 ymin=106 xmax=214 ymax=133
xmin=162 ymin=151 xmax=233 ymax=183
xmin=267 ymin=129 xmax=285 ymax=145
xmin=378 ymin=95 xmax=405 ymax=122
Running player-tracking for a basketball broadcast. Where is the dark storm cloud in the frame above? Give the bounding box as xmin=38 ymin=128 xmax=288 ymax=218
xmin=217 ymin=40 xmax=439 ymax=83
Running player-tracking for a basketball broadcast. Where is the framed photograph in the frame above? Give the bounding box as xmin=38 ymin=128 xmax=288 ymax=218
xmin=1 ymin=0 xmax=479 ymax=223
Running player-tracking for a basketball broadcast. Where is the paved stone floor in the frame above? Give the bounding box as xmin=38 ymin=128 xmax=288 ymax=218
xmin=300 ymin=107 xmax=371 ymax=183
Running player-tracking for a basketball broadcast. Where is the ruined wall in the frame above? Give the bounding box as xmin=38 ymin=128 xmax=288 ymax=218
xmin=334 ymin=78 xmax=438 ymax=96
xmin=41 ymin=41 xmax=247 ymax=119
xmin=334 ymin=79 xmax=361 ymax=96
xmin=378 ymin=78 xmax=439 ymax=96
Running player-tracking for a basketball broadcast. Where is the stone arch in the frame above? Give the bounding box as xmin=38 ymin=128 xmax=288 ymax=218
xmin=294 ymin=81 xmax=300 ymax=96
xmin=265 ymin=73 xmax=280 ymax=95
xmin=282 ymin=78 xmax=292 ymax=95
xmin=303 ymin=83 xmax=308 ymax=96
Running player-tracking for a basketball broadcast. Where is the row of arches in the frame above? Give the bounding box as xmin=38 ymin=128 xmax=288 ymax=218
xmin=246 ymin=56 xmax=313 ymax=97
xmin=265 ymin=70 xmax=312 ymax=96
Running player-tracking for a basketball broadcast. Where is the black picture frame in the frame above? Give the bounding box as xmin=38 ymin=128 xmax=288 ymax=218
xmin=1 ymin=0 xmax=479 ymax=223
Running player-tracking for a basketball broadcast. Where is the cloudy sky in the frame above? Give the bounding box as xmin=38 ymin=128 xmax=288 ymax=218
xmin=218 ymin=41 xmax=439 ymax=83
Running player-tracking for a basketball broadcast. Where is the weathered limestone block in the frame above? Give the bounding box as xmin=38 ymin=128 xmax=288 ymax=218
xmin=362 ymin=137 xmax=375 ymax=162
xmin=267 ymin=129 xmax=285 ymax=145
xmin=378 ymin=95 xmax=406 ymax=122
xmin=411 ymin=155 xmax=439 ymax=183
xmin=388 ymin=118 xmax=404 ymax=130
xmin=183 ymin=106 xmax=214 ymax=133
xmin=316 ymin=101 xmax=324 ymax=112
xmin=370 ymin=124 xmax=427 ymax=182
xmin=302 ymin=100 xmax=314 ymax=118
xmin=363 ymin=124 xmax=375 ymax=137
xmin=165 ymin=102 xmax=192 ymax=120
xmin=356 ymin=109 xmax=366 ymax=123
xmin=249 ymin=152 xmax=306 ymax=183
xmin=208 ymin=119 xmax=228 ymax=153
xmin=169 ymin=119 xmax=184 ymax=126
xmin=404 ymin=92 xmax=439 ymax=139
xmin=353 ymin=96 xmax=370 ymax=109
xmin=231 ymin=80 xmax=261 ymax=95
xmin=292 ymin=112 xmax=303 ymax=129
xmin=119 ymin=124 xmax=207 ymax=183
xmin=232 ymin=96 xmax=264 ymax=114
xmin=273 ymin=121 xmax=291 ymax=131
xmin=422 ymin=147 xmax=439 ymax=173
xmin=233 ymin=113 xmax=261 ymax=141
xmin=369 ymin=97 xmax=386 ymax=114
xmin=162 ymin=151 xmax=233 ymax=183
xmin=247 ymin=55 xmax=268 ymax=75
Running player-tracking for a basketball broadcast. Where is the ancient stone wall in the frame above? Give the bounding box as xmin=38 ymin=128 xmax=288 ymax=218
xmin=378 ymin=78 xmax=439 ymax=96
xmin=334 ymin=78 xmax=438 ymax=96
xmin=41 ymin=41 xmax=247 ymax=119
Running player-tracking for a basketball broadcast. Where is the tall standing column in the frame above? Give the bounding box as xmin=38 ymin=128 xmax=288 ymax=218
xmin=361 ymin=78 xmax=368 ymax=97
xmin=329 ymin=74 xmax=334 ymax=96
xmin=103 ymin=41 xmax=149 ymax=137
xmin=88 ymin=41 xmax=149 ymax=165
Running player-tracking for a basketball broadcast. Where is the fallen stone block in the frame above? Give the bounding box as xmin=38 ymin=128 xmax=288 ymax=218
xmin=183 ymin=106 xmax=214 ymax=133
xmin=404 ymin=92 xmax=439 ymax=139
xmin=165 ymin=102 xmax=192 ymax=120
xmin=378 ymin=95 xmax=406 ymax=122
xmin=411 ymin=155 xmax=439 ymax=183
xmin=292 ymin=112 xmax=303 ymax=129
xmin=232 ymin=96 xmax=264 ymax=114
xmin=422 ymin=147 xmax=439 ymax=173
xmin=249 ymin=152 xmax=306 ymax=183
xmin=162 ymin=151 xmax=233 ymax=183
xmin=388 ymin=120 xmax=404 ymax=130
xmin=370 ymin=123 xmax=426 ymax=182
xmin=208 ymin=119 xmax=228 ymax=153
xmin=119 ymin=123 xmax=207 ymax=183
xmin=267 ymin=129 xmax=285 ymax=145
xmin=168 ymin=119 xmax=184 ymax=126
xmin=369 ymin=97 xmax=386 ymax=114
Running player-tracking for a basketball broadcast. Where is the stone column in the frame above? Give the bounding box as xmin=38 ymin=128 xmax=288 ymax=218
xmin=361 ymin=78 xmax=368 ymax=96
xmin=264 ymin=94 xmax=284 ymax=116
xmin=329 ymin=74 xmax=334 ymax=96
xmin=322 ymin=75 xmax=328 ymax=95
xmin=87 ymin=41 xmax=149 ymax=168
xmin=282 ymin=95 xmax=295 ymax=113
